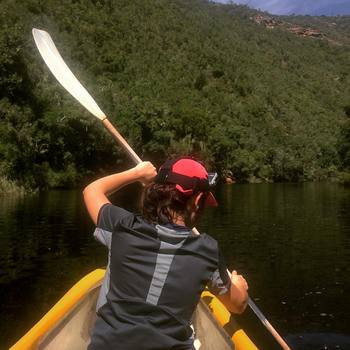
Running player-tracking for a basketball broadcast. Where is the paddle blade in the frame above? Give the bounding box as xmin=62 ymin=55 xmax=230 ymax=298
xmin=32 ymin=28 xmax=106 ymax=120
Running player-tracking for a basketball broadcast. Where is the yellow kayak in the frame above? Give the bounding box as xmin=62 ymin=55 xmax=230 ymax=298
xmin=10 ymin=269 xmax=258 ymax=350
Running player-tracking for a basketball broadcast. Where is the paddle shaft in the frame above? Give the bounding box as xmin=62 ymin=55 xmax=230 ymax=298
xmin=102 ymin=118 xmax=142 ymax=165
xmin=247 ymin=298 xmax=291 ymax=350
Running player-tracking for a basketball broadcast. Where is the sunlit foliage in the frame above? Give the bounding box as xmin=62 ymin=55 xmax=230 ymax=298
xmin=0 ymin=0 xmax=349 ymax=188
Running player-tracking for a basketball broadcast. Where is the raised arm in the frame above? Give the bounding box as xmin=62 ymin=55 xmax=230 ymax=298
xmin=83 ymin=161 xmax=157 ymax=225
xmin=217 ymin=270 xmax=249 ymax=314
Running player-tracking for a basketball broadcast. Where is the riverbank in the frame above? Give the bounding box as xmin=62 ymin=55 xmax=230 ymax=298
xmin=337 ymin=171 xmax=350 ymax=185
xmin=0 ymin=176 xmax=28 ymax=195
xmin=1 ymin=170 xmax=349 ymax=195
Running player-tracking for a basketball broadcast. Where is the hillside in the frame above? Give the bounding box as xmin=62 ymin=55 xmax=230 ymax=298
xmin=0 ymin=0 xmax=349 ymax=189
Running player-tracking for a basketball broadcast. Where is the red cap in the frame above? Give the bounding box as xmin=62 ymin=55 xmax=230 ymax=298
xmin=157 ymin=158 xmax=218 ymax=207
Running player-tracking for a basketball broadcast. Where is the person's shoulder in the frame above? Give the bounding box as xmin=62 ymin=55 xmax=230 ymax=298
xmin=121 ymin=211 xmax=158 ymax=232
xmin=97 ymin=203 xmax=135 ymax=230
xmin=200 ymin=232 xmax=218 ymax=245
xmin=194 ymin=232 xmax=219 ymax=256
xmin=100 ymin=203 xmax=133 ymax=218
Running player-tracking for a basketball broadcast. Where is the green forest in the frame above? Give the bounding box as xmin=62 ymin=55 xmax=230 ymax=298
xmin=1 ymin=0 xmax=350 ymax=191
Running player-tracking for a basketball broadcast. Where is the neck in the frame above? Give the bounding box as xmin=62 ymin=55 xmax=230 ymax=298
xmin=172 ymin=216 xmax=185 ymax=226
xmin=166 ymin=208 xmax=185 ymax=226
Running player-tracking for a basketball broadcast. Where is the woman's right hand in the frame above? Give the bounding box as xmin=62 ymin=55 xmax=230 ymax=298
xmin=226 ymin=270 xmax=249 ymax=314
xmin=217 ymin=269 xmax=249 ymax=314
xmin=230 ymin=270 xmax=249 ymax=292
xmin=134 ymin=161 xmax=157 ymax=183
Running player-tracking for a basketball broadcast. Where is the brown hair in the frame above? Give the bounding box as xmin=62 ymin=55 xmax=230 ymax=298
xmin=141 ymin=182 xmax=207 ymax=225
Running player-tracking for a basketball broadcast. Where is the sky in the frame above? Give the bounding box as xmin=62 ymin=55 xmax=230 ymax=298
xmin=214 ymin=0 xmax=350 ymax=16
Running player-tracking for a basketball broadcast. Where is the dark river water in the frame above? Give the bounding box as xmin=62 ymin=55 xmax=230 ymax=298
xmin=0 ymin=183 xmax=349 ymax=349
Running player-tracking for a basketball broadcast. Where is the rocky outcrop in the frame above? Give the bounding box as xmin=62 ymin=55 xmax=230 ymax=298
xmin=288 ymin=26 xmax=324 ymax=38
xmin=250 ymin=14 xmax=282 ymax=29
xmin=251 ymin=14 xmax=325 ymax=39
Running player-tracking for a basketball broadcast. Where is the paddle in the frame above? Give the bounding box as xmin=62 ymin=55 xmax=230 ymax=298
xmin=32 ymin=28 xmax=291 ymax=350
xmin=32 ymin=28 xmax=141 ymax=165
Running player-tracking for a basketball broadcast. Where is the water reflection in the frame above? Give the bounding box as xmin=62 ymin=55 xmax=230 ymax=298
xmin=200 ymin=183 xmax=350 ymax=336
xmin=286 ymin=333 xmax=350 ymax=350
xmin=0 ymin=183 xmax=349 ymax=348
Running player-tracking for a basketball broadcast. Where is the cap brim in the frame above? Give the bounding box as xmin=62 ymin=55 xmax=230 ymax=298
xmin=205 ymin=192 xmax=218 ymax=207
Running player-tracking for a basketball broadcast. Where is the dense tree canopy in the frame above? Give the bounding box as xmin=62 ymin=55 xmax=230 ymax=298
xmin=0 ymin=0 xmax=349 ymax=190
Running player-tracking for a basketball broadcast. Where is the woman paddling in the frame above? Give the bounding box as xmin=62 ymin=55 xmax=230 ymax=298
xmin=83 ymin=157 xmax=249 ymax=350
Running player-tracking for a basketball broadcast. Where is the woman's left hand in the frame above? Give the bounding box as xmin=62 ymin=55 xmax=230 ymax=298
xmin=134 ymin=161 xmax=157 ymax=184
